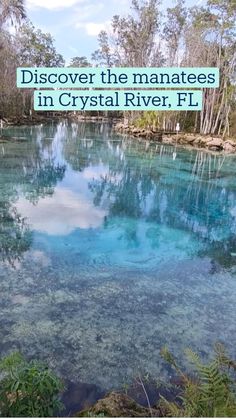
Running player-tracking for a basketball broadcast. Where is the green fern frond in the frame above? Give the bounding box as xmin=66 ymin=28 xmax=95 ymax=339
xmin=159 ymin=346 xmax=236 ymax=417
xmin=215 ymin=343 xmax=236 ymax=371
xmin=185 ymin=348 xmax=201 ymax=368
xmin=159 ymin=395 xmax=183 ymax=417
xmin=160 ymin=347 xmax=177 ymax=367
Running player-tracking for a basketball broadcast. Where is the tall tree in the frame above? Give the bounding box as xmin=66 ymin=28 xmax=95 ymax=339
xmin=0 ymin=0 xmax=26 ymax=27
xmin=163 ymin=0 xmax=187 ymax=65
xmin=92 ymin=0 xmax=161 ymax=67
xmin=183 ymin=0 xmax=236 ymax=135
xmin=0 ymin=14 xmax=65 ymax=119
xmin=92 ymin=30 xmax=116 ymax=66
xmin=16 ymin=21 xmax=65 ymax=67
xmin=69 ymin=56 xmax=91 ymax=67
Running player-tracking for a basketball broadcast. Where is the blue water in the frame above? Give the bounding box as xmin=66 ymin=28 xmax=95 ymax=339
xmin=0 ymin=121 xmax=236 ymax=392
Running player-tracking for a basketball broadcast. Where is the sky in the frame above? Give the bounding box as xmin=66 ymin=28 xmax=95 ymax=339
xmin=25 ymin=0 xmax=201 ymax=64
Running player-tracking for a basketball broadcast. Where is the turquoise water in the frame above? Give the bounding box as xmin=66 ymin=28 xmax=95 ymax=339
xmin=0 ymin=121 xmax=236 ymax=393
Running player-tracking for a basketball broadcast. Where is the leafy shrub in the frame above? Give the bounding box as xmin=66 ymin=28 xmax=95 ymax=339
xmin=0 ymin=352 xmax=64 ymax=417
xmin=160 ymin=344 xmax=236 ymax=417
xmin=135 ymin=111 xmax=160 ymax=130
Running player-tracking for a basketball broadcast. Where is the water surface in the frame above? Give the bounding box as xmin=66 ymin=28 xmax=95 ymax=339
xmin=0 ymin=121 xmax=236 ymax=394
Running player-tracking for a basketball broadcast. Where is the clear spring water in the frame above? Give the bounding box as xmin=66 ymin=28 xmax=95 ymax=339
xmin=0 ymin=121 xmax=236 ymax=394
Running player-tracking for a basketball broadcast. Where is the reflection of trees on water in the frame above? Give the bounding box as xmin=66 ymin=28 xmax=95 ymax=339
xmin=63 ymin=123 xmax=161 ymax=217
xmin=1 ymin=121 xmax=236 ymax=267
xmin=63 ymin=121 xmax=114 ymax=172
xmin=23 ymin=163 xmax=65 ymax=204
xmin=0 ymin=205 xmax=32 ymax=266
xmin=63 ymin=128 xmax=236 ymax=265
xmin=0 ymin=125 xmax=66 ymax=264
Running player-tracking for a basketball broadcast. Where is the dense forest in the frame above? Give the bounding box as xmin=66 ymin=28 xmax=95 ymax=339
xmin=0 ymin=0 xmax=236 ymax=136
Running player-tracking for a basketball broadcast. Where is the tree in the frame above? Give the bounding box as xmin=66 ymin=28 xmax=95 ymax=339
xmin=17 ymin=21 xmax=65 ymax=67
xmin=0 ymin=0 xmax=26 ymax=28
xmin=0 ymin=0 xmax=26 ymax=118
xmin=163 ymin=0 xmax=187 ymax=65
xmin=182 ymin=0 xmax=236 ymax=135
xmin=92 ymin=30 xmax=116 ymax=66
xmin=92 ymin=0 xmax=161 ymax=67
xmin=91 ymin=0 xmax=161 ymax=122
xmin=69 ymin=55 xmax=91 ymax=67
xmin=0 ymin=20 xmax=65 ymax=118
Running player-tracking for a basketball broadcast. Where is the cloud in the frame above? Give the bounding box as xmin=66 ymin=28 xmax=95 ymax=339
xmin=82 ymin=164 xmax=122 ymax=183
xmin=73 ymin=2 xmax=104 ymax=20
xmin=82 ymin=165 xmax=109 ymax=180
xmin=16 ymin=187 xmax=107 ymax=235
xmin=85 ymin=22 xmax=106 ymax=36
xmin=26 ymin=0 xmax=86 ymax=10
xmin=69 ymin=2 xmax=108 ymax=35
xmin=76 ymin=20 xmax=111 ymax=36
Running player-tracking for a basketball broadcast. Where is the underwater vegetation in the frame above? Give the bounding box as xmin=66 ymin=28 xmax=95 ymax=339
xmin=1 ymin=122 xmax=236 ymax=396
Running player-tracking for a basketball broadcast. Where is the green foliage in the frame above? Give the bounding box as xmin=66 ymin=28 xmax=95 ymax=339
xmin=70 ymin=56 xmax=91 ymax=67
xmin=92 ymin=0 xmax=161 ymax=67
xmin=163 ymin=0 xmax=187 ymax=65
xmin=0 ymin=352 xmax=64 ymax=417
xmin=82 ymin=413 xmax=105 ymax=418
xmin=135 ymin=111 xmax=159 ymax=130
xmin=160 ymin=345 xmax=236 ymax=417
xmin=17 ymin=20 xmax=65 ymax=67
xmin=0 ymin=203 xmax=32 ymax=265
xmin=0 ymin=0 xmax=26 ymax=28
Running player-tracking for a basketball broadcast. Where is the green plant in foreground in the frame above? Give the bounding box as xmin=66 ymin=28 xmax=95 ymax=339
xmin=0 ymin=352 xmax=64 ymax=417
xmin=160 ymin=344 xmax=236 ymax=417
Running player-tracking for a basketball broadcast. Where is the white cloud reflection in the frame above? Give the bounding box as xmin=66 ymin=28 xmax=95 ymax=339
xmin=16 ymin=187 xmax=107 ymax=236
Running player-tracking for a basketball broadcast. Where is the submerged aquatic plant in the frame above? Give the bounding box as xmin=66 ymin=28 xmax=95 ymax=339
xmin=160 ymin=344 xmax=236 ymax=417
xmin=0 ymin=352 xmax=64 ymax=417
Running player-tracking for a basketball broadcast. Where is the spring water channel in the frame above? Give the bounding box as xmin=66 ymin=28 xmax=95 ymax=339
xmin=0 ymin=121 xmax=236 ymax=410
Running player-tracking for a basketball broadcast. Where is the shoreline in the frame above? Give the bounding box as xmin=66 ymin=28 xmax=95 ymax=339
xmin=0 ymin=114 xmax=121 ymax=128
xmin=61 ymin=380 xmax=166 ymax=417
xmin=114 ymin=122 xmax=236 ymax=155
xmin=2 ymin=116 xmax=236 ymax=156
